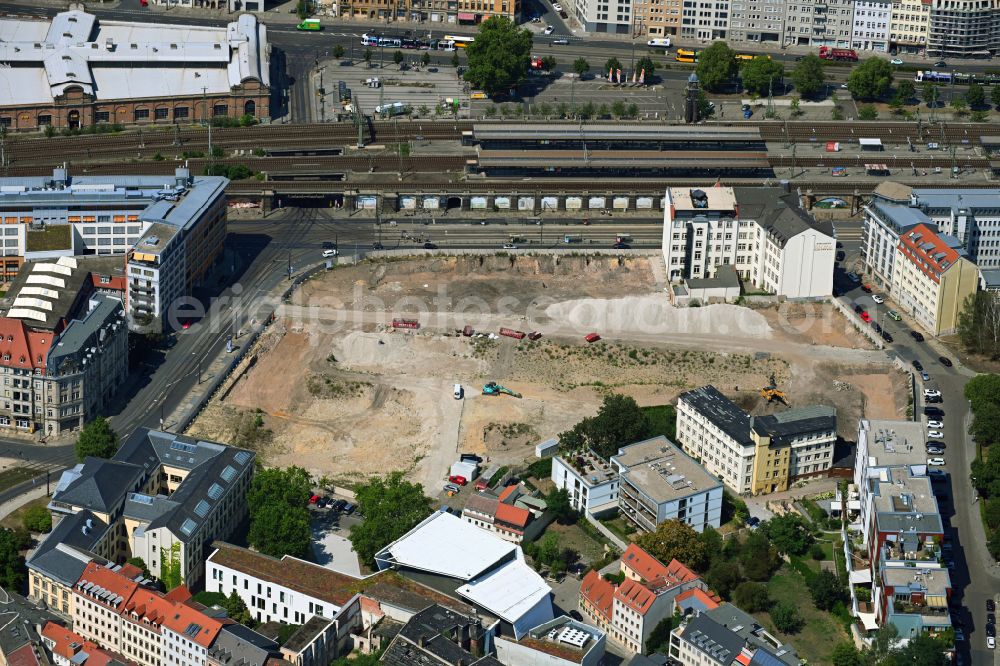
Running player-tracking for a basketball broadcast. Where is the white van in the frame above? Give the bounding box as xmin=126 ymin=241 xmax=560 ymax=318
xmin=647 ymin=37 xmax=671 ymax=48
xmin=453 ymin=384 xmax=463 ymax=399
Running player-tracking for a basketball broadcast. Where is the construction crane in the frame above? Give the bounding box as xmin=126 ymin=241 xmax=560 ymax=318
xmin=760 ymin=374 xmax=788 ymax=406
xmin=483 ymin=382 xmax=522 ymax=398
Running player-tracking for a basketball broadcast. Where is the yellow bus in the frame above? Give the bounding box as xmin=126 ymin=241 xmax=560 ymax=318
xmin=736 ymin=53 xmax=772 ymax=61
xmin=443 ymin=34 xmax=475 ymax=48
xmin=675 ymin=48 xmax=698 ymax=63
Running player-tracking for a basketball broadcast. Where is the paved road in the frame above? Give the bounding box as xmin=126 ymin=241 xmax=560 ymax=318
xmin=834 ymin=268 xmax=998 ymax=665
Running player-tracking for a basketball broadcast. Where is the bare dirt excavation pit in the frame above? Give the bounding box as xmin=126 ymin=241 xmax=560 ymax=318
xmin=186 ymin=256 xmax=907 ymax=492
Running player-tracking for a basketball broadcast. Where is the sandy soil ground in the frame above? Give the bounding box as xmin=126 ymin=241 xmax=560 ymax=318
xmin=186 ymin=256 xmax=906 ymax=490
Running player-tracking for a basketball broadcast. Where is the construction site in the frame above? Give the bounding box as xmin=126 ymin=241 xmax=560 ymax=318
xmin=186 ymin=255 xmax=909 ymax=492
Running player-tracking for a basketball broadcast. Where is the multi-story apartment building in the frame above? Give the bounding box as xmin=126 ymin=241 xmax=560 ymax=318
xmin=42 ymin=429 xmax=254 ymax=589
xmin=680 ymin=0 xmax=731 ymax=39
xmin=668 ymin=603 xmax=801 ymax=665
xmin=551 ymin=450 xmax=620 ymax=515
xmin=927 ymin=0 xmax=1000 ymax=57
xmin=611 ymin=436 xmax=722 ymax=534
xmin=495 ymin=616 xmax=606 ymax=666
xmin=729 ymin=0 xmax=785 ymax=44
xmin=41 ymin=622 xmax=129 ymax=666
xmin=0 ymin=257 xmax=128 ymax=436
xmin=890 ymin=224 xmax=979 ymax=336
xmin=0 ymin=11 xmax=269 ymax=132
xmin=340 ymin=0 xmax=519 ymax=25
xmin=580 ymin=544 xmax=710 ymax=653
xmin=0 ymin=167 xmax=227 ymax=332
xmin=676 ymin=385 xmax=837 ymax=496
xmin=662 ymin=187 xmax=835 ymax=299
xmin=782 ymin=0 xmax=855 ymax=46
xmin=851 ymin=0 xmax=892 ymax=50
xmin=889 ymin=0 xmax=930 ymax=54
xmin=862 ymin=183 xmax=932 ymax=289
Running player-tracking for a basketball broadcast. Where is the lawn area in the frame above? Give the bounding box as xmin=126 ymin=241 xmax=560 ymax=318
xmin=641 ymin=405 xmax=676 ymax=441
xmin=0 ymin=467 xmax=44 ymax=493
xmin=547 ymin=521 xmax=609 ymax=566
xmin=0 ymin=496 xmax=49 ymax=532
xmin=760 ymin=566 xmax=849 ymax=665
xmin=599 ymin=516 xmax=638 ymax=543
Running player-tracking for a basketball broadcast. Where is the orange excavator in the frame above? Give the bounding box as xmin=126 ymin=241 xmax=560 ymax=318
xmin=760 ymin=374 xmax=789 ymax=405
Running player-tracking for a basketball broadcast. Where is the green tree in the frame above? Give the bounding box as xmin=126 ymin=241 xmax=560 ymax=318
xmin=546 ymin=488 xmax=578 ymax=524
xmin=696 ymin=41 xmax=737 ymax=92
xmin=393 ymin=50 xmax=404 ymax=67
xmin=161 ymin=541 xmax=182 ymax=590
xmin=332 ymin=44 xmax=345 ymax=60
xmin=75 ymin=416 xmax=119 ymax=461
xmin=965 ymin=373 xmax=1000 ymax=412
xmin=770 ymin=602 xmax=802 ymax=633
xmin=557 ymin=393 xmax=650 ymax=459
xmin=645 ymin=612 xmax=680 ymax=654
xmin=741 ymin=530 xmax=780 ymax=580
xmin=862 ymin=624 xmax=899 ymax=666
xmin=697 ymin=526 xmax=722 ymax=563
xmin=248 ymin=467 xmax=312 ymax=515
xmin=762 ymin=514 xmax=814 ymax=555
xmin=923 ymin=82 xmax=940 ymax=108
xmin=791 ymin=54 xmax=826 ymax=98
xmin=741 ymin=56 xmax=784 ymax=96
xmin=538 ymin=532 xmax=561 ymax=565
xmin=364 ymin=48 xmax=373 ymax=66
xmin=451 ymin=51 xmax=461 ymax=68
xmin=605 ymin=57 xmax=622 ymax=76
xmin=858 ymin=104 xmax=879 ymax=120
xmin=573 ymin=58 xmax=591 ymax=78
xmin=224 ymin=590 xmax=255 ymax=626
xmin=967 ymin=82 xmax=986 ymax=108
xmin=0 ymin=528 xmax=25 ymax=590
xmin=349 ymin=471 xmax=434 ymax=567
xmin=612 ymin=100 xmax=627 ymax=118
xmin=635 ymin=519 xmax=709 ymax=572
xmin=248 ymin=502 xmax=312 ymax=559
xmin=706 ymin=560 xmax=742 ymax=599
xmin=126 ymin=556 xmax=151 ymax=579
xmin=893 ymin=634 xmax=950 ymax=666
xmin=951 ymin=96 xmax=968 ymax=114
xmin=21 ymin=505 xmax=51 ymax=533
xmin=541 ymin=56 xmax=557 ymax=72
xmin=733 ymin=582 xmax=771 ymax=612
xmin=463 ymin=17 xmax=532 ymax=97
xmin=421 ymin=51 xmax=431 ymax=67
xmin=993 ymin=84 xmax=1000 ymax=108
xmin=330 ymin=652 xmax=383 ymax=666
xmin=44 ymin=124 xmax=55 ymax=139
xmin=627 ymin=103 xmax=639 ymax=118
xmin=831 ymin=642 xmax=864 ymax=666
xmin=893 ymin=79 xmax=915 ymax=106
xmin=847 ymin=57 xmax=894 ymax=100
xmin=635 ymin=56 xmax=656 ymax=80
xmin=808 ymin=569 xmax=845 ymax=611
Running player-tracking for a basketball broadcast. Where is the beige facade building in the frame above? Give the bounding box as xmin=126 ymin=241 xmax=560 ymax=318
xmin=339 ymin=0 xmax=519 ymax=24
xmin=890 ymin=223 xmax=980 ymax=336
xmin=889 ymin=0 xmax=930 ymax=54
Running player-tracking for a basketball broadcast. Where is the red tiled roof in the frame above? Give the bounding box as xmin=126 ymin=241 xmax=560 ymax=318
xmin=76 ymin=562 xmax=141 ymax=610
xmin=736 ymin=652 xmax=752 ymax=665
xmin=164 ymin=585 xmax=193 ymax=604
xmin=620 ymin=544 xmax=669 ymax=582
xmin=6 ymin=643 xmax=42 ymax=666
xmin=498 ymin=485 xmax=517 ymax=503
xmin=494 ymin=503 xmax=530 ymax=529
xmin=898 ymin=223 xmax=960 ymax=285
xmin=160 ymin=597 xmax=223 ymax=648
xmin=41 ymin=622 xmax=133 ymax=666
xmin=0 ymin=318 xmax=52 ymax=374
xmin=661 ymin=559 xmax=700 ymax=585
xmin=614 ymin=578 xmax=657 ymax=615
xmin=675 ymin=587 xmax=720 ymax=610
xmin=123 ymin=588 xmax=175 ymax=627
xmin=579 ymin=570 xmax=614 ymax=622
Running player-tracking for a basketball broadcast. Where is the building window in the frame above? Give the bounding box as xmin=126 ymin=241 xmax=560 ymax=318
xmin=155 ymin=108 xmax=169 ymax=120
xmin=38 ymin=115 xmax=52 ymax=126
xmin=174 ymin=107 xmax=189 ymax=120
xmin=212 ymin=104 xmax=229 ymax=117
xmin=95 ymin=111 xmax=110 ymax=123
xmin=134 ymin=109 xmax=150 ymax=121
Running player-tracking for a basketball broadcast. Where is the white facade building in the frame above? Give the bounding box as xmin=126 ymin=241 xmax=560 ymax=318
xmin=663 ymin=186 xmax=835 ymax=299
xmin=851 ymin=0 xmax=892 ymax=50
xmin=675 ymin=386 xmax=756 ymax=495
xmin=680 ymin=0 xmax=732 ymax=39
xmin=551 ymin=453 xmax=620 ymax=514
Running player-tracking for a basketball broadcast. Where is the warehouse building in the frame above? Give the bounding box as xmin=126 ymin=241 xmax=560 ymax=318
xmin=0 ymin=10 xmax=270 ymax=132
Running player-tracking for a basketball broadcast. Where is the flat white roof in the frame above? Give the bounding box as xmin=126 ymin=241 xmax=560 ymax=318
xmin=92 ymin=67 xmax=232 ymax=100
xmin=457 ymin=559 xmax=551 ymax=623
xmin=375 ymin=511 xmax=517 ymax=580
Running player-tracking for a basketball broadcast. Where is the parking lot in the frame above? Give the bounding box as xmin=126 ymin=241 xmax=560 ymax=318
xmin=315 ymin=61 xmax=469 ymax=120
xmin=309 ymin=495 xmax=365 ymax=576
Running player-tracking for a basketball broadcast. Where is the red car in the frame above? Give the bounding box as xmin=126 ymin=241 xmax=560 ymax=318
xmin=448 ymin=475 xmax=467 ymax=486
xmin=860 ymin=311 xmax=871 ymax=322
xmin=309 ymin=494 xmax=320 ymax=504
xmin=861 ymin=284 xmax=872 ymax=293
xmin=585 ymin=332 xmax=601 ymax=343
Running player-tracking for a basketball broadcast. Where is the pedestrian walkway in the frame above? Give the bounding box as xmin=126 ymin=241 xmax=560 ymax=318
xmin=583 ymin=513 xmax=628 ymax=551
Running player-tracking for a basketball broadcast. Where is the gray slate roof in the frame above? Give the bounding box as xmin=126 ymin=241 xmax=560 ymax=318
xmin=207 ymin=623 xmax=279 ymax=666
xmin=27 ymin=510 xmax=109 ymax=586
xmin=678 ymin=385 xmax=753 ymax=447
xmin=46 ymin=294 xmax=125 ymax=377
xmin=751 ymin=406 xmax=836 ymax=445
xmin=735 ymin=188 xmax=834 ymax=247
xmin=382 ymin=604 xmax=501 ymax=666
xmin=680 ymin=613 xmax=745 ymax=664
xmin=281 ymin=615 xmax=332 ymax=654
xmin=52 ymin=458 xmax=144 ymax=514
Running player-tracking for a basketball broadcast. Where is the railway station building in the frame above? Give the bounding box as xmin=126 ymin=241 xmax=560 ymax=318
xmin=0 ymin=10 xmax=271 ymax=132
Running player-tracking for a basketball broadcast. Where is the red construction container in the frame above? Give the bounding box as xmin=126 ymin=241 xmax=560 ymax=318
xmin=585 ymin=332 xmax=601 ymax=343
xmin=392 ymin=318 xmax=420 ymax=329
xmin=500 ymin=328 xmax=527 ymax=339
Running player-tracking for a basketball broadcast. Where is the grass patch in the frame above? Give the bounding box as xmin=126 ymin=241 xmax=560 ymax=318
xmin=0 ymin=496 xmax=49 ymax=532
xmin=0 ymin=467 xmax=43 ymax=493
xmin=599 ymin=516 xmax=637 ymax=543
xmin=762 ymin=566 xmax=850 ymax=664
xmin=192 ymin=591 xmax=227 ymax=607
xmin=800 ymin=499 xmax=827 ymax=524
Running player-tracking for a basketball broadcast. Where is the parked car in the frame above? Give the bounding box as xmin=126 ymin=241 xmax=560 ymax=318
xmin=910 ymin=330 xmax=925 ymax=341
xmin=927 ymin=420 xmax=944 ymax=429
xmin=928 ymin=430 xmax=944 ymax=438
xmin=612 ymin=242 xmax=631 ymax=249
xmin=343 ymin=503 xmax=356 ymax=515
xmin=922 ymin=371 xmax=930 ymax=381
xmin=854 ymin=304 xmax=864 ymax=314
xmin=925 ymin=395 xmax=943 ymax=404
xmin=332 ymin=499 xmax=347 ymax=511
xmin=423 ymin=242 xmax=438 ymax=249
xmin=502 ymin=243 xmax=518 ymax=249
xmin=926 ymin=447 xmax=944 ymax=455
xmin=988 ymin=613 xmax=996 ymax=624
xmin=873 ymin=323 xmax=882 ymax=334
xmin=988 ymin=636 xmax=996 ymax=650
xmin=927 ymin=458 xmax=946 ymax=466
xmin=309 ymin=494 xmax=320 ymax=504
xmin=890 ymin=58 xmax=904 ymax=65
xmin=872 ymin=294 xmax=884 ymax=304
xmin=926 ymin=440 xmax=946 ymax=448
xmin=860 ymin=311 xmax=871 ymax=322
xmin=988 ymin=624 xmax=997 ymax=638
xmin=847 ymin=272 xmax=861 ymax=282
xmin=888 ymin=310 xmax=901 ymax=321
xmin=543 ymin=25 xmax=555 ymax=34
xmin=939 ymin=356 xmax=953 ymax=367
xmin=448 ymin=474 xmax=468 ymax=486
xmin=924 ymin=389 xmax=942 ymax=398
xmin=444 ymin=483 xmax=460 ymax=494
xmin=912 ymin=360 xmax=924 ymax=371
xmin=924 ymin=406 xmax=944 ymax=417
xmin=861 ymin=284 xmax=873 ymax=293
xmin=881 ymin=332 xmax=893 ymax=343
xmin=987 ymin=599 xmax=995 ymax=613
